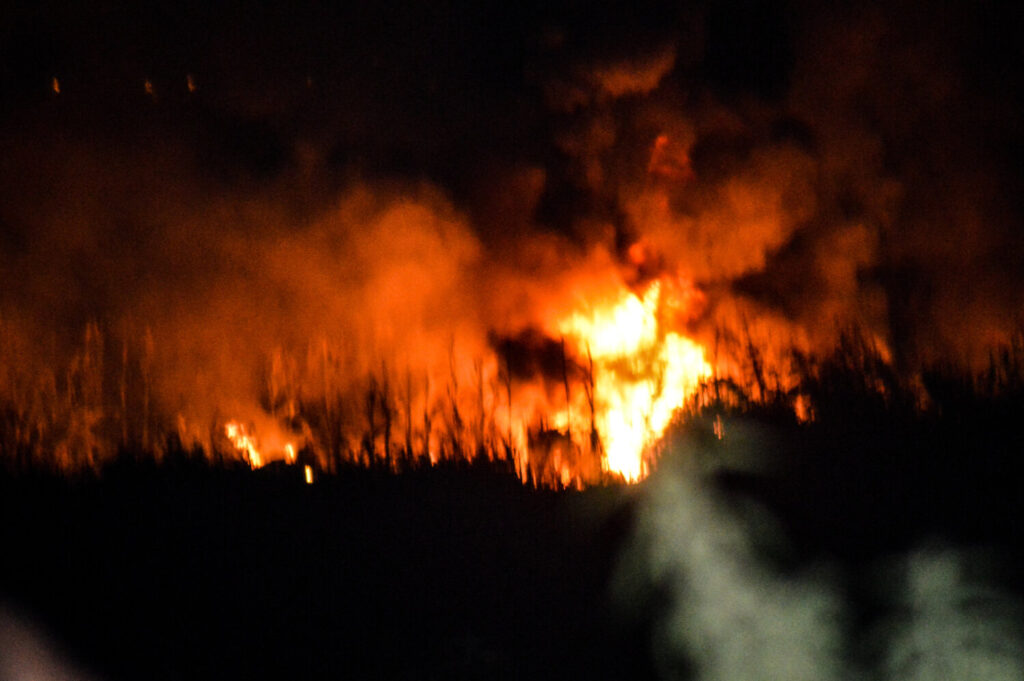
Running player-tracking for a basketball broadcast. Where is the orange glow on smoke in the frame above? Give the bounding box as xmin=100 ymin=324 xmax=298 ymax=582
xmin=647 ymin=134 xmax=694 ymax=182
xmin=555 ymin=280 xmax=711 ymax=481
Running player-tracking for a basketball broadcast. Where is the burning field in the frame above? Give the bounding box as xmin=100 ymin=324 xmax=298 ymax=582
xmin=2 ymin=0 xmax=1024 ymax=679
xmin=2 ymin=0 xmax=1023 ymax=484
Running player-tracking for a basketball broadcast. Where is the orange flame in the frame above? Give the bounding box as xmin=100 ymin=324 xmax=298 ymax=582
xmin=223 ymin=417 xmax=300 ymax=470
xmin=555 ymin=279 xmax=711 ymax=481
xmin=225 ymin=420 xmax=263 ymax=468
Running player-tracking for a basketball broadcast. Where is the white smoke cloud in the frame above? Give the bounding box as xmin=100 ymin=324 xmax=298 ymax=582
xmin=0 ymin=605 xmax=99 ymax=681
xmin=615 ymin=421 xmax=1024 ymax=681
xmin=871 ymin=547 xmax=1024 ymax=681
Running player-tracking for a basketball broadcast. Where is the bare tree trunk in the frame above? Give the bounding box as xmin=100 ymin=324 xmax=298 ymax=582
xmin=585 ymin=345 xmax=600 ymax=457
xmin=447 ymin=342 xmax=462 ymax=460
xmin=504 ymin=355 xmax=513 ymax=459
xmin=364 ymin=375 xmax=377 ymax=465
xmin=560 ymin=336 xmax=571 ymax=441
xmin=120 ymin=336 xmax=128 ymax=449
xmin=422 ymin=373 xmax=432 ymax=462
xmin=142 ymin=328 xmax=153 ymax=452
xmin=742 ymin=317 xmax=767 ymax=403
xmin=380 ymin=361 xmax=392 ymax=467
xmin=475 ymin=358 xmax=485 ymax=460
xmin=404 ymin=367 xmax=413 ymax=462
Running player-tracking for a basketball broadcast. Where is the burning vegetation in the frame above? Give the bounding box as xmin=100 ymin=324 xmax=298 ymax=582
xmin=1 ymin=0 xmax=1023 ymax=488
xmin=2 ymin=4 xmax=1024 ymax=681
xmin=0 ymin=120 xmax=1022 ymax=485
xmin=0 ymin=263 xmax=718 ymax=486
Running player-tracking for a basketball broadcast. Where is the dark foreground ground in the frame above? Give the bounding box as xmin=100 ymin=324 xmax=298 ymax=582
xmin=0 ymin=461 xmax=647 ymax=681
xmin=3 ymin=413 xmax=1024 ymax=681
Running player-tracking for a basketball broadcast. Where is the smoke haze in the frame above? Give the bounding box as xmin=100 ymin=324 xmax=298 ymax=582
xmin=1 ymin=0 xmax=1023 ymax=461
xmin=615 ymin=420 xmax=1024 ymax=681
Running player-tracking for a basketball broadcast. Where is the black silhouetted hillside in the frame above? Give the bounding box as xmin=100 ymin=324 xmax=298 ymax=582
xmin=1 ymin=461 xmax=646 ymax=681
xmin=4 ymin=333 xmax=1024 ymax=680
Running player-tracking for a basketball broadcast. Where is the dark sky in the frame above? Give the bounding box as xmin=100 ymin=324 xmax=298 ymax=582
xmin=1 ymin=0 xmax=805 ymax=200
xmin=1 ymin=0 xmax=1023 ymax=376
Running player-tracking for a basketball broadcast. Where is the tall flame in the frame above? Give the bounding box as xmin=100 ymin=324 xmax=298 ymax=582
xmin=556 ymin=280 xmax=711 ymax=481
xmin=222 ymin=417 xmax=300 ymax=470
xmin=225 ymin=420 xmax=263 ymax=468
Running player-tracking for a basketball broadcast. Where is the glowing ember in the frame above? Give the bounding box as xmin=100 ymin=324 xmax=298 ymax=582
xmin=304 ymin=464 xmax=314 ymax=484
xmin=557 ymin=280 xmax=711 ymax=481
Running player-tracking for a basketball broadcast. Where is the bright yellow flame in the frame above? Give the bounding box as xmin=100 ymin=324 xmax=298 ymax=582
xmin=304 ymin=464 xmax=314 ymax=484
xmin=225 ymin=420 xmax=263 ymax=468
xmin=558 ymin=281 xmax=710 ymax=481
xmin=224 ymin=420 xmax=297 ymax=469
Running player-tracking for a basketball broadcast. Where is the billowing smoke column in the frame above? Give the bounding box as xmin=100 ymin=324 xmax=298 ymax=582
xmin=1 ymin=0 xmax=1022 ymax=475
xmin=614 ymin=421 xmax=1024 ymax=681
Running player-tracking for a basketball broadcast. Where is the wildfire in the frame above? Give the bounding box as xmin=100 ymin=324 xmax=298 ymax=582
xmin=556 ymin=280 xmax=711 ymax=481
xmin=222 ymin=416 xmax=302 ymax=470
xmin=225 ymin=421 xmax=263 ymax=468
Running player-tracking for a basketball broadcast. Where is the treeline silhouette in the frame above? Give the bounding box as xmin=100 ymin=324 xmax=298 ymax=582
xmin=0 ymin=320 xmax=522 ymax=478
xmin=671 ymin=327 xmax=1024 ymax=556
xmin=3 ymin=319 xmax=1024 ymax=498
xmin=3 ymin=326 xmax=1023 ymax=681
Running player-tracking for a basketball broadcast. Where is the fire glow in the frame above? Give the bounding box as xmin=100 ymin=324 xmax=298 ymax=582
xmin=554 ymin=280 xmax=711 ymax=481
xmin=0 ymin=123 xmax=723 ymax=487
xmin=224 ymin=419 xmax=301 ymax=471
xmin=213 ymin=275 xmax=711 ymax=485
xmin=224 ymin=421 xmax=264 ymax=469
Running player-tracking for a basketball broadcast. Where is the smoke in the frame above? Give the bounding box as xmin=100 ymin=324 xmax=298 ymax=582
xmin=0 ymin=127 xmax=493 ymax=458
xmin=1 ymin=0 xmax=1023 ymax=464
xmin=614 ymin=420 xmax=1024 ymax=681
xmin=524 ymin=0 xmax=1024 ymax=369
xmin=613 ymin=422 xmax=846 ymax=681
xmin=871 ymin=547 xmax=1024 ymax=681
xmin=0 ymin=605 xmax=100 ymax=681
